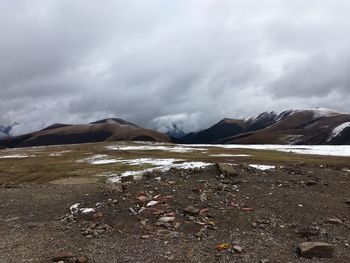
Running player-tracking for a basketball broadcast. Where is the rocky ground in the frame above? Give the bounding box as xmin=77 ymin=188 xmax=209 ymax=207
xmin=0 ymin=163 xmax=349 ymax=263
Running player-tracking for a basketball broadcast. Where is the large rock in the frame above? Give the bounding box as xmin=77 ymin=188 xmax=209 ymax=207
xmin=52 ymin=251 xmax=75 ymax=262
xmin=184 ymin=206 xmax=200 ymax=216
xmin=77 ymin=256 xmax=89 ymax=263
xmin=325 ymin=218 xmax=343 ymax=225
xmin=297 ymin=242 xmax=335 ymax=258
xmin=216 ymin=163 xmax=239 ymax=177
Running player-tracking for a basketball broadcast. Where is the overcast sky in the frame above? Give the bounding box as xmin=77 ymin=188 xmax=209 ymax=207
xmin=1 ymin=0 xmax=350 ymax=135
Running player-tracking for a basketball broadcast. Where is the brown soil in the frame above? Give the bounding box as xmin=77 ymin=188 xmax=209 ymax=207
xmin=0 ymin=164 xmax=349 ymax=263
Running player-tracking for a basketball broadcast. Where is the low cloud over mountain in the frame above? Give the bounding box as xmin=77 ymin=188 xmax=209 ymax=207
xmin=1 ymin=1 xmax=350 ymax=134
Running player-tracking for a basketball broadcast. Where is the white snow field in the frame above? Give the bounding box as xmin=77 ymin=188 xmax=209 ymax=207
xmin=187 ymin=144 xmax=350 ymax=157
xmin=106 ymin=143 xmax=350 ymax=157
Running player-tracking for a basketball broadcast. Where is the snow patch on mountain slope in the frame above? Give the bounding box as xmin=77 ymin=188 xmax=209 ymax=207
xmin=328 ymin=122 xmax=350 ymax=141
xmin=310 ymin=107 xmax=341 ymax=117
xmin=246 ymin=111 xmax=277 ymax=123
xmin=289 ymin=108 xmax=341 ymax=118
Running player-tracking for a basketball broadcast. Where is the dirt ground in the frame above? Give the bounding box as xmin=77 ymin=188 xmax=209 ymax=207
xmin=0 ymin=163 xmax=349 ymax=263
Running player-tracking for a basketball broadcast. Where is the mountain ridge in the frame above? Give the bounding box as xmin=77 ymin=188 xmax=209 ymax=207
xmin=0 ymin=118 xmax=170 ymax=148
xmin=1 ymin=108 xmax=350 ymax=148
xmin=182 ymin=108 xmax=350 ymax=145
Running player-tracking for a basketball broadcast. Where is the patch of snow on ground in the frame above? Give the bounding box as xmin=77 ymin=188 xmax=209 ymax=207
xmin=249 ymin=164 xmax=276 ymax=171
xmin=171 ymin=162 xmax=212 ymax=169
xmin=328 ymin=122 xmax=350 ymax=141
xmin=122 ymin=158 xmax=180 ymax=166
xmin=107 ymin=158 xmax=211 ymax=183
xmin=79 ymin=154 xmax=121 ymax=165
xmin=210 ymin=154 xmax=250 ymax=157
xmin=107 ymin=145 xmax=207 ymax=153
xmin=49 ymin=150 xmax=72 ymax=157
xmin=91 ymin=159 xmax=120 ymax=165
xmin=0 ymin=154 xmax=30 ymax=158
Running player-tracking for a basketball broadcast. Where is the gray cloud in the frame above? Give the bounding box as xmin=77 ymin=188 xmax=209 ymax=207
xmin=1 ymin=0 xmax=350 ymax=135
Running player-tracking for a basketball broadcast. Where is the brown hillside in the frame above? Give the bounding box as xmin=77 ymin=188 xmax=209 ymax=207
xmin=0 ymin=119 xmax=170 ymax=148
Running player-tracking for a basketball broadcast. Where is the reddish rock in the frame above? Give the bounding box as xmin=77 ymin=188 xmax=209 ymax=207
xmin=52 ymin=251 xmax=75 ymax=262
xmin=77 ymin=256 xmax=89 ymax=263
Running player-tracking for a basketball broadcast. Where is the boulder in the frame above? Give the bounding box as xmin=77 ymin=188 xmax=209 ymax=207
xmin=325 ymin=218 xmax=343 ymax=225
xmin=77 ymin=256 xmax=89 ymax=263
xmin=216 ymin=163 xmax=239 ymax=177
xmin=184 ymin=206 xmax=200 ymax=216
xmin=52 ymin=251 xmax=75 ymax=262
xmin=297 ymin=242 xmax=335 ymax=258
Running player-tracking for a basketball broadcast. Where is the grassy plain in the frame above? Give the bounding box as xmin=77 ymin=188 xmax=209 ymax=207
xmin=0 ymin=141 xmax=349 ymax=183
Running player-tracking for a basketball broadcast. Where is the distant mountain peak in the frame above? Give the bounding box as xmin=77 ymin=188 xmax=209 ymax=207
xmin=41 ymin=123 xmax=72 ymax=131
xmin=0 ymin=122 xmax=18 ymax=138
xmin=165 ymin=123 xmax=186 ymax=138
xmin=89 ymin=118 xmax=138 ymax=126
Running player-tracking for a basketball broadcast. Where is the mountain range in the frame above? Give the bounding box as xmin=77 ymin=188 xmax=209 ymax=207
xmin=181 ymin=108 xmax=350 ymax=145
xmin=1 ymin=108 xmax=349 ymax=148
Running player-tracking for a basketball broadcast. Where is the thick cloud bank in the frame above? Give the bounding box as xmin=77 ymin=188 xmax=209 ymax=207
xmin=1 ymin=0 xmax=349 ymax=135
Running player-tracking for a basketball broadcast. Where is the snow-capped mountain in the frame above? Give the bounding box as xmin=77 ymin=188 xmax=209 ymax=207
xmin=180 ymin=108 xmax=350 ymax=145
